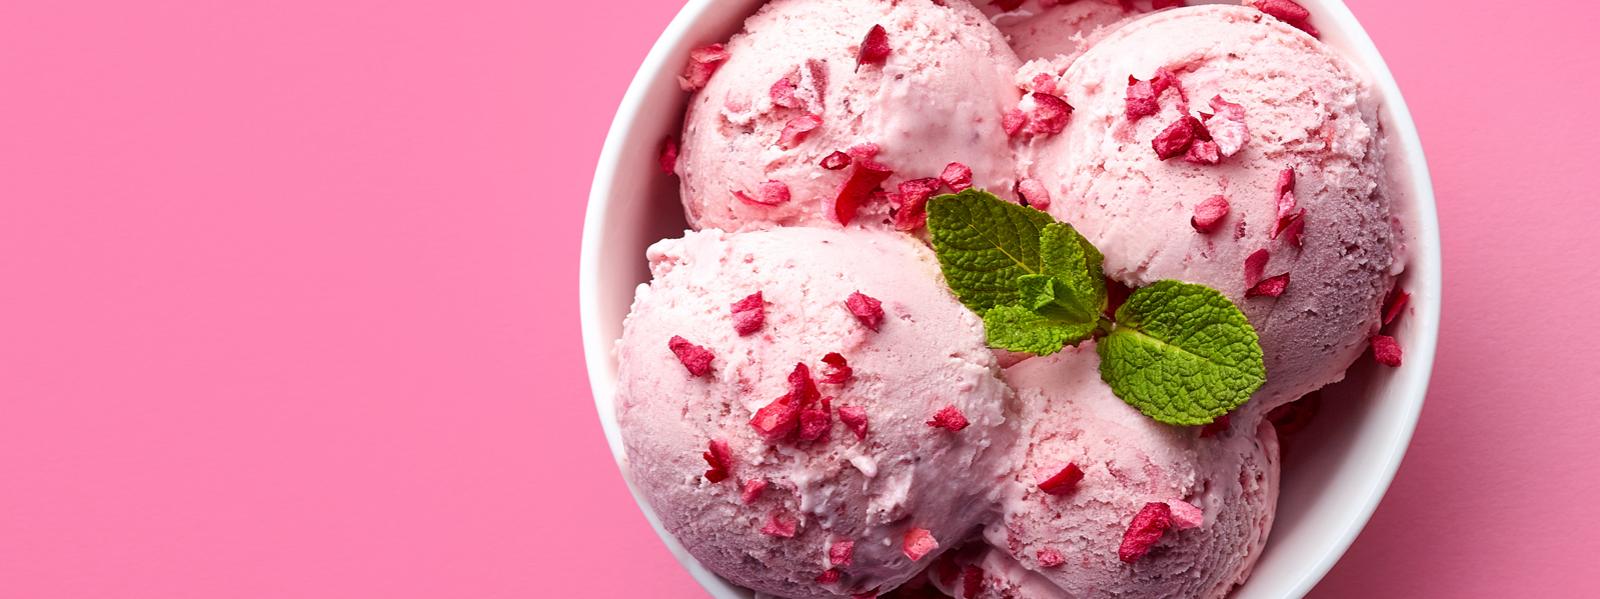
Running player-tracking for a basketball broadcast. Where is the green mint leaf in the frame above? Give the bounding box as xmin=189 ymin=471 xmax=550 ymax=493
xmin=983 ymin=305 xmax=1098 ymax=356
xmin=926 ymin=189 xmax=1054 ymax=312
xmin=1036 ymin=223 xmax=1107 ymax=320
xmin=1097 ymin=281 xmax=1266 ymax=426
xmin=1016 ymin=274 xmax=1100 ymax=326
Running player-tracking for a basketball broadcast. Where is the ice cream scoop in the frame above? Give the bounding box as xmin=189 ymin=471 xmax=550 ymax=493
xmin=615 ymin=227 xmax=1016 ymax=598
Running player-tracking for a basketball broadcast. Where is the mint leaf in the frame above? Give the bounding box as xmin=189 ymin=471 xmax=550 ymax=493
xmin=983 ymin=305 xmax=1098 ymax=356
xmin=926 ymin=189 xmax=1053 ymax=312
xmin=1097 ymin=281 xmax=1266 ymax=426
xmin=1036 ymin=223 xmax=1107 ymax=321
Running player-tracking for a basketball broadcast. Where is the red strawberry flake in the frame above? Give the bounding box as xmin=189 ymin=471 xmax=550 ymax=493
xmin=659 ymin=137 xmax=679 ymax=175
xmin=962 ymin=566 xmax=983 ymax=598
xmin=1206 ymin=96 xmax=1250 ymax=156
xmin=780 ymin=114 xmax=823 ymax=149
xmin=830 ymin=540 xmax=856 ymax=567
xmin=1152 ymin=115 xmax=1203 ymax=160
xmin=1026 ymin=93 xmax=1074 ymax=137
xmin=892 ymin=177 xmax=942 ymax=231
xmin=1016 ymin=179 xmax=1051 ymax=209
xmin=821 ymin=151 xmax=852 ymax=170
xmin=1383 ymin=288 xmax=1410 ymax=327
xmin=730 ymin=291 xmax=765 ymax=336
xmin=1191 ymin=195 xmax=1230 ymax=233
xmin=1105 ymin=277 xmax=1132 ymax=318
xmin=762 ymin=511 xmax=798 ymax=538
xmin=1153 ymin=0 xmax=1186 ymax=8
xmin=821 ymin=352 xmax=853 ymax=384
xmin=771 ymin=74 xmax=799 ymax=108
xmin=788 ymin=362 xmax=821 ymax=406
xmin=1371 ymin=334 xmax=1403 ymax=367
xmin=847 ymin=143 xmax=881 ymax=161
xmin=927 ymin=405 xmax=970 ymax=432
xmin=1118 ymin=502 xmax=1173 ymax=563
xmin=1126 ymin=77 xmax=1161 ymax=122
xmin=1031 ymin=72 xmax=1058 ymax=96
xmin=740 ymin=479 xmax=768 ymax=504
xmin=1037 ymin=548 xmax=1065 ymax=568
xmin=1038 ymin=463 xmax=1084 ymax=495
xmin=735 ymin=181 xmax=792 ymax=207
xmin=857 ymin=25 xmax=891 ymax=68
xmin=990 ymin=0 xmax=1026 ymax=11
xmin=1280 ymin=211 xmax=1307 ymax=248
xmin=668 ymin=335 xmax=714 ymax=377
xmin=678 ymin=43 xmax=730 ymax=91
xmin=751 ymin=394 xmax=801 ymax=441
xmin=940 ymin=162 xmax=974 ymax=192
xmin=1168 ymin=500 xmax=1205 ymax=530
xmin=1002 ymin=108 xmax=1027 ymax=137
xmin=845 ymin=291 xmax=885 ymax=331
xmin=1244 ymin=248 xmax=1270 ymax=287
xmin=1199 ymin=414 xmax=1231 ymax=438
xmin=838 ymin=405 xmax=870 ymax=440
xmin=817 ymin=569 xmax=842 ymax=584
xmin=1273 ymin=167 xmax=1297 ymax=222
xmin=835 ymin=161 xmax=894 ymax=225
xmin=1252 ymin=0 xmax=1319 ymax=36
xmin=903 ymin=528 xmax=938 ymax=561
xmin=1184 ymin=140 xmax=1221 ymax=165
xmin=798 ymin=407 xmax=832 ymax=442
xmin=703 ymin=439 xmax=733 ymax=483
xmin=1247 ymin=273 xmax=1291 ymax=298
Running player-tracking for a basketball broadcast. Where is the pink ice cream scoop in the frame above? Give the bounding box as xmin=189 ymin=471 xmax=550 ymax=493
xmin=614 ymin=227 xmax=1016 ymax=598
xmin=977 ymin=0 xmax=1152 ymax=64
xmin=969 ymin=345 xmax=1280 ymax=598
xmin=1028 ymin=5 xmax=1401 ymax=414
xmin=674 ymin=0 xmax=1023 ymax=232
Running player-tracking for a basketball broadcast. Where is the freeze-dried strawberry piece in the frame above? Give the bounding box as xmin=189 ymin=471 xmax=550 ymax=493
xmin=780 ymin=114 xmax=823 ymax=149
xmin=1126 ymin=76 xmax=1161 ymax=121
xmin=940 ymin=162 xmax=973 ymax=192
xmin=1280 ymin=211 xmax=1307 ymax=248
xmin=892 ymin=177 xmax=942 ymax=231
xmin=845 ymin=291 xmax=885 ymax=331
xmin=1026 ymin=93 xmax=1074 ymax=137
xmin=1270 ymin=167 xmax=1299 ymax=240
xmin=771 ymin=74 xmax=799 ymax=108
xmin=1153 ymin=0 xmax=1186 ymax=8
xmin=1199 ymin=414 xmax=1230 ymax=438
xmin=903 ymin=528 xmax=938 ymax=561
xmin=1371 ymin=334 xmax=1403 ymax=366
xmin=835 ymin=161 xmax=894 ymax=225
xmin=735 ymin=181 xmax=791 ymax=207
xmin=927 ymin=405 xmax=970 ymax=432
xmin=1383 ymin=288 xmax=1411 ymax=327
xmin=1038 ymin=463 xmax=1084 ymax=495
xmin=1184 ymin=140 xmax=1221 ymax=165
xmin=1244 ymin=248 xmax=1270 ymax=288
xmin=678 ymin=44 xmax=730 ymax=91
xmin=1252 ymin=0 xmax=1319 ymax=36
xmin=991 ymin=0 xmax=1025 ymax=11
xmin=798 ymin=407 xmax=832 ymax=442
xmin=787 ymin=362 xmax=821 ymax=406
xmin=730 ymin=291 xmax=765 ymax=336
xmin=857 ymin=25 xmax=891 ymax=68
xmin=1118 ymin=502 xmax=1173 ymax=563
xmin=830 ymin=539 xmax=856 ymax=567
xmin=1002 ymin=108 xmax=1027 ymax=137
xmin=821 ymin=151 xmax=852 ymax=170
xmin=751 ymin=394 xmax=801 ymax=441
xmin=1168 ymin=500 xmax=1205 ymax=530
xmin=821 ymin=352 xmax=853 ymax=384
xmin=1016 ymin=179 xmax=1051 ymax=209
xmin=838 ymin=405 xmax=869 ymax=440
xmin=1247 ymin=273 xmax=1290 ymax=298
xmin=1206 ymin=96 xmax=1250 ymax=156
xmin=847 ymin=143 xmax=881 ymax=162
xmin=659 ymin=137 xmax=679 ymax=175
xmin=741 ymin=479 xmax=768 ymax=504
xmin=1037 ymin=548 xmax=1066 ymax=568
xmin=668 ymin=335 xmax=714 ymax=377
xmin=817 ymin=569 xmax=841 ymax=584
xmin=762 ymin=511 xmax=798 ymax=538
xmin=1031 ymin=72 xmax=1058 ymax=95
xmin=1152 ymin=115 xmax=1202 ymax=160
xmin=1192 ymin=195 xmax=1230 ymax=233
xmin=962 ymin=566 xmax=983 ymax=598
xmin=703 ymin=439 xmax=733 ymax=483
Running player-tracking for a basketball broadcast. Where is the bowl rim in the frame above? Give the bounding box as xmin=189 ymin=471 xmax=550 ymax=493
xmin=578 ymin=1 xmax=1441 ymax=597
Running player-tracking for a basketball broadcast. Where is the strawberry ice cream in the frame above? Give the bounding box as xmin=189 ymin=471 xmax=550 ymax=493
xmin=1028 ymin=5 xmax=1400 ymax=414
xmin=674 ymin=0 xmax=1022 ymax=231
xmin=978 ymin=346 xmax=1280 ymax=598
xmin=614 ymin=227 xmax=1015 ymax=598
xmin=978 ymin=0 xmax=1147 ymax=63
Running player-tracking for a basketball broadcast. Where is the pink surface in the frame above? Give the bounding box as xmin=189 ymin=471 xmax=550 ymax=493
xmin=0 ymin=1 xmax=1595 ymax=598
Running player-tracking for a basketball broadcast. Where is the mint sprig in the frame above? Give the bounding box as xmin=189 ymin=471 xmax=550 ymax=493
xmin=925 ymin=190 xmax=1265 ymax=425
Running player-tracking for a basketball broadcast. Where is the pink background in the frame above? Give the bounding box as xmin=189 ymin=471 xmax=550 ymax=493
xmin=2 ymin=1 xmax=1596 ymax=597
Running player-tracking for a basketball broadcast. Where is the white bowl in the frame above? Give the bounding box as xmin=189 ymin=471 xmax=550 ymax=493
xmin=579 ymin=1 xmax=1440 ymax=596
